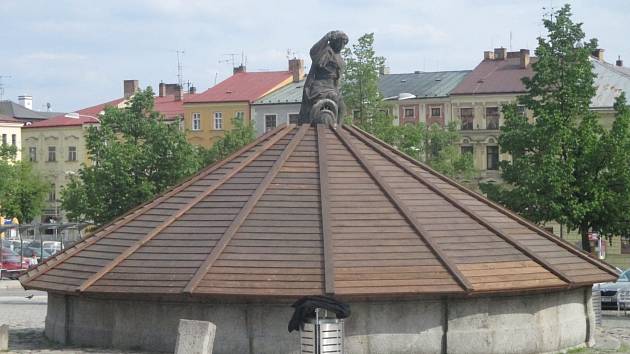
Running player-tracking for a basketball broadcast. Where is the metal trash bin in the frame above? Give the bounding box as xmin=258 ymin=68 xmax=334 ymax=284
xmin=300 ymin=308 xmax=344 ymax=354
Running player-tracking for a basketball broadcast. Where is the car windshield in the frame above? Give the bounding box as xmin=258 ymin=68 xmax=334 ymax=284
xmin=618 ymin=270 xmax=630 ymax=282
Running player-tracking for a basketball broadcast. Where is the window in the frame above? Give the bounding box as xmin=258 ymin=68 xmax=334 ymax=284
xmin=265 ymin=114 xmax=277 ymax=132
xmin=460 ymin=108 xmax=474 ymax=130
xmin=431 ymin=107 xmax=441 ymax=117
xmin=622 ymin=238 xmax=630 ymax=255
xmin=235 ymin=111 xmax=245 ymax=120
xmin=47 ymin=146 xmax=56 ymax=162
xmin=68 ymin=146 xmax=77 ymax=161
xmin=192 ymin=113 xmax=201 ymax=131
xmin=288 ymin=114 xmax=300 ymax=125
xmin=352 ymin=110 xmax=361 ymax=120
xmin=48 ymin=184 xmax=56 ymax=202
xmin=486 ymin=107 xmax=500 ymax=130
xmin=517 ymin=105 xmax=527 ymax=117
xmin=1 ymin=134 xmax=6 ymax=145
xmin=487 ymin=146 xmax=499 ymax=170
xmin=214 ymin=112 xmax=223 ymax=130
xmin=404 ymin=108 xmax=415 ymax=118
xmin=11 ymin=134 xmax=16 ymax=146
xmin=28 ymin=147 xmax=37 ymax=162
xmin=178 ymin=118 xmax=184 ymax=131
xmin=461 ymin=146 xmax=473 ymax=155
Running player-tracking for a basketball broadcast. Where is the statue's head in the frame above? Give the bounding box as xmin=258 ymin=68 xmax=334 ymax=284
xmin=330 ymin=32 xmax=348 ymax=53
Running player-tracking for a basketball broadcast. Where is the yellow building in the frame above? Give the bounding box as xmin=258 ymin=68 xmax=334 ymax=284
xmin=0 ymin=114 xmax=22 ymax=160
xmin=184 ymin=60 xmax=303 ymax=148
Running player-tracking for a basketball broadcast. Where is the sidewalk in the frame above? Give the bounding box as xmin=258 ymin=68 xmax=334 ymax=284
xmin=0 ymin=279 xmax=24 ymax=290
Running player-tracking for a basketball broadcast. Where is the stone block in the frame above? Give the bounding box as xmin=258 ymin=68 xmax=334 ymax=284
xmin=0 ymin=324 xmax=8 ymax=351
xmin=174 ymin=319 xmax=216 ymax=354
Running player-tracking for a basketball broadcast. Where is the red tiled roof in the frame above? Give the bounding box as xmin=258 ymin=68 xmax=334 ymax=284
xmin=26 ymin=93 xmax=198 ymax=129
xmin=0 ymin=113 xmax=21 ymax=124
xmin=24 ymin=113 xmax=100 ymax=128
xmin=451 ymin=56 xmax=537 ymax=95
xmin=186 ymin=71 xmax=293 ymax=103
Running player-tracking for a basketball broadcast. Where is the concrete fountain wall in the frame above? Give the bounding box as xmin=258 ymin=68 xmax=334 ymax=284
xmin=45 ymin=287 xmax=594 ymax=354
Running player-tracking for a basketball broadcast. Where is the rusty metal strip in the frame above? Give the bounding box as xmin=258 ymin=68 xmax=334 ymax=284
xmin=76 ymin=125 xmax=295 ymax=292
xmin=333 ymin=127 xmax=473 ymax=293
xmin=183 ymin=124 xmax=310 ymax=294
xmin=348 ymin=125 xmax=619 ymax=278
xmin=317 ymin=124 xmax=335 ymax=295
xmin=345 ymin=125 xmax=574 ymax=286
xmin=21 ymin=126 xmax=286 ymax=286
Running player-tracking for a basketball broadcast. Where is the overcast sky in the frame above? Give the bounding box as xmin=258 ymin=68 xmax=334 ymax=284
xmin=0 ymin=0 xmax=628 ymax=112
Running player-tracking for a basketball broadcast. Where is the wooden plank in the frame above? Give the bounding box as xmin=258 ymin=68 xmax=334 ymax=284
xmin=21 ymin=126 xmax=286 ymax=286
xmin=317 ymin=124 xmax=335 ymax=295
xmin=75 ymin=126 xmax=295 ymax=293
xmin=346 ymin=125 xmax=618 ymax=279
xmin=183 ymin=125 xmax=310 ymax=294
xmin=344 ymin=125 xmax=573 ymax=287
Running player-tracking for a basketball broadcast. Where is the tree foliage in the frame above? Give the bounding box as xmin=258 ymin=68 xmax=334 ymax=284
xmin=0 ymin=145 xmax=49 ymax=223
xmin=342 ymin=32 xmax=386 ymax=125
xmin=199 ymin=117 xmax=255 ymax=166
xmin=481 ymin=4 xmax=630 ymax=251
xmin=61 ymin=88 xmax=202 ymax=224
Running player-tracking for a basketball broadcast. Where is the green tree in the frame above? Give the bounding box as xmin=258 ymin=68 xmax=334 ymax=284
xmin=200 ymin=117 xmax=255 ymax=165
xmin=0 ymin=145 xmax=49 ymax=223
xmin=61 ymin=88 xmax=202 ymax=224
xmin=342 ymin=32 xmax=387 ymax=125
xmin=480 ymin=4 xmax=630 ymax=251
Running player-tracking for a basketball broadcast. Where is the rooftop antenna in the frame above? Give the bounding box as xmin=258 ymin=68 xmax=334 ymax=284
xmin=286 ymin=49 xmax=297 ymax=59
xmin=219 ymin=53 xmax=239 ymax=69
xmin=214 ymin=72 xmax=218 ymax=85
xmin=0 ymin=75 xmax=11 ymax=101
xmin=175 ymin=50 xmax=185 ymax=89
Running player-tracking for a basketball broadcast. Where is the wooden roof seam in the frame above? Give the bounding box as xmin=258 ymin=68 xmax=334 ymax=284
xmin=183 ymin=124 xmax=309 ymax=294
xmin=75 ymin=125 xmax=295 ymax=292
xmin=317 ymin=124 xmax=335 ymax=295
xmin=344 ymin=125 xmax=573 ymax=286
xmin=333 ymin=127 xmax=472 ymax=293
xmin=348 ymin=125 xmax=619 ymax=278
xmin=20 ymin=126 xmax=284 ymax=286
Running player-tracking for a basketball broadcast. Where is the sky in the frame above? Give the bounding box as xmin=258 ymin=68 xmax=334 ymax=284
xmin=0 ymin=0 xmax=628 ymax=112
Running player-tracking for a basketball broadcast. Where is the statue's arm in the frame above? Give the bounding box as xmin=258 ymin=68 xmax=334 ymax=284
xmin=310 ymin=31 xmax=335 ymax=60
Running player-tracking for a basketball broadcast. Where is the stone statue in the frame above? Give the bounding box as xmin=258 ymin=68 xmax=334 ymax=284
xmin=299 ymin=30 xmax=349 ymax=127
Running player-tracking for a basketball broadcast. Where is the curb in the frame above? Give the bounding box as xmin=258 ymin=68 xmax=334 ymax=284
xmin=0 ymin=280 xmax=24 ymax=290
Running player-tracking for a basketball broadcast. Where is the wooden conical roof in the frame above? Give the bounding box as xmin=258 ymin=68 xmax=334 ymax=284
xmin=20 ymin=124 xmax=617 ymax=297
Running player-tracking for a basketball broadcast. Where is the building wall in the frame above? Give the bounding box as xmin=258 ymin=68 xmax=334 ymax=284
xmin=390 ymin=97 xmax=452 ymax=127
xmin=46 ymin=287 xmax=593 ymax=354
xmin=0 ymin=122 xmax=22 ymax=160
xmin=21 ymin=125 xmax=89 ymax=222
xmin=251 ymin=103 xmax=301 ymax=136
xmin=184 ymin=102 xmax=250 ymax=149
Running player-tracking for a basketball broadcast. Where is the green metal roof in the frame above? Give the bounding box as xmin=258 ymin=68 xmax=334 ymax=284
xmin=253 ymin=80 xmax=304 ymax=105
xmin=379 ymin=71 xmax=471 ymax=100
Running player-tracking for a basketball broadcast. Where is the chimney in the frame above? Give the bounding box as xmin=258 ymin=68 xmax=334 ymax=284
xmin=233 ymin=65 xmax=246 ymax=75
xmin=189 ymin=86 xmax=197 ymax=94
xmin=124 ymin=80 xmax=139 ymax=98
xmin=164 ymin=84 xmax=179 ymax=96
xmin=288 ymin=58 xmax=304 ymax=82
xmin=592 ymin=48 xmax=605 ymax=61
xmin=175 ymin=85 xmax=183 ymax=101
xmin=519 ymin=49 xmax=530 ymax=69
xmin=484 ymin=51 xmax=495 ymax=60
xmin=617 ymin=56 xmax=624 ymax=67
xmin=158 ymin=82 xmax=166 ymax=97
xmin=494 ymin=47 xmax=507 ymax=60
xmin=18 ymin=95 xmax=33 ymax=110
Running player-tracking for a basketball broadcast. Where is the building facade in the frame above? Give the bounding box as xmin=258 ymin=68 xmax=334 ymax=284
xmin=0 ymin=114 xmax=23 ymax=160
xmin=184 ymin=59 xmax=303 ymax=148
xmin=251 ymin=79 xmax=303 ymax=135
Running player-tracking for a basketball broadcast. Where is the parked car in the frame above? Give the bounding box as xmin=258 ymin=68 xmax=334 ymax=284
xmin=15 ymin=247 xmax=53 ymax=262
xmin=43 ymin=241 xmax=62 ymax=255
xmin=0 ymin=247 xmax=29 ymax=278
xmin=600 ymin=268 xmax=630 ymax=309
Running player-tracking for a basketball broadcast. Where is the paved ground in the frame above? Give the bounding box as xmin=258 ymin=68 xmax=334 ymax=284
xmin=5 ymin=278 xmax=630 ymax=353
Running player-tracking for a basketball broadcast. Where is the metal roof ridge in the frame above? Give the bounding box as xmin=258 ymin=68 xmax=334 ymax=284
xmin=75 ymin=124 xmax=296 ymax=293
xmin=20 ymin=126 xmax=287 ymax=289
xmin=345 ymin=125 xmax=574 ymax=287
xmin=348 ymin=125 xmax=620 ymax=278
xmin=184 ymin=124 xmax=309 ymax=294
xmin=334 ymin=125 xmax=472 ymax=293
